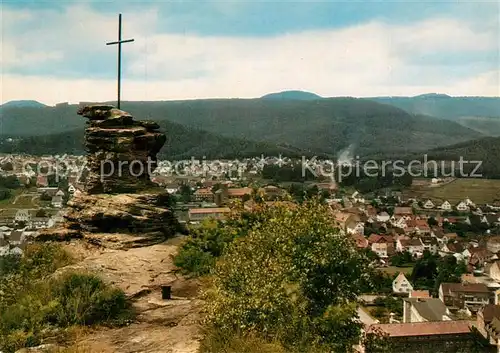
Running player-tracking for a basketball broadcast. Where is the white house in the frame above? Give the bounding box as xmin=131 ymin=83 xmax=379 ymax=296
xmin=376 ymin=212 xmax=391 ymax=223
xmin=68 ymin=184 xmax=76 ymax=193
xmin=464 ymin=197 xmax=475 ymax=207
xmin=423 ymin=200 xmax=435 ymax=209
xmin=396 ymin=238 xmax=425 ymax=257
xmin=347 ymin=222 xmax=365 ymax=235
xmin=440 ymin=201 xmax=452 ymax=211
xmin=51 ymin=195 xmax=63 ymax=208
xmin=403 ymin=298 xmax=452 ymax=323
xmin=393 ymin=273 xmax=414 ymax=294
xmin=14 ymin=209 xmax=31 ymax=223
xmin=392 ymin=216 xmax=408 ymax=229
xmin=422 ymin=238 xmax=439 ymax=255
xmin=456 ymin=201 xmax=469 ymax=212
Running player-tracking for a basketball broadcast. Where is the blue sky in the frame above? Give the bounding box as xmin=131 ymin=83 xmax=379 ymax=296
xmin=1 ymin=0 xmax=499 ymax=104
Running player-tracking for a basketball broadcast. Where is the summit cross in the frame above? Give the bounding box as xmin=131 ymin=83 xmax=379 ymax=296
xmin=106 ymin=13 xmax=134 ymax=109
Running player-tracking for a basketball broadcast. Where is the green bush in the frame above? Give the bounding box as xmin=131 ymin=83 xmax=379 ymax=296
xmin=200 ymin=329 xmax=286 ymax=353
xmin=0 ymin=243 xmax=133 ymax=353
xmin=174 ymin=209 xmax=261 ymax=276
xmin=174 ymin=246 xmax=216 ymax=277
xmin=0 ymin=272 xmax=133 ymax=352
xmin=204 ymin=199 xmax=372 ymax=352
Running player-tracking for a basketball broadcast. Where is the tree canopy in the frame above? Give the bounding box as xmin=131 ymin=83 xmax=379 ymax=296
xmin=201 ymin=200 xmax=373 ymax=352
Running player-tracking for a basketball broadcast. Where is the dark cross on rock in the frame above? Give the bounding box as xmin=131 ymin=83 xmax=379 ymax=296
xmin=106 ymin=13 xmax=134 ymax=109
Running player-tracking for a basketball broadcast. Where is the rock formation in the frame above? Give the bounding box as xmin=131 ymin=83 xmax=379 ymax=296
xmin=77 ymin=105 xmax=166 ymax=194
xmin=39 ymin=105 xmax=182 ymax=245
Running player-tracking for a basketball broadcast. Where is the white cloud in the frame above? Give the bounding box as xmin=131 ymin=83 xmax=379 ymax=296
xmin=0 ymin=4 xmax=498 ymax=105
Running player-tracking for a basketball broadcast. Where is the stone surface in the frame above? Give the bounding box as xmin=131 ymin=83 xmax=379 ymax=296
xmin=77 ymin=105 xmax=166 ymax=194
xmin=38 ymin=191 xmax=182 ymax=242
xmin=50 ymin=240 xmax=202 ymax=353
xmin=38 ymin=107 xmax=181 ymax=243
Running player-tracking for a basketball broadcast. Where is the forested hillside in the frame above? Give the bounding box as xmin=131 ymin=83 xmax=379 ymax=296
xmin=0 ymin=122 xmax=307 ymax=159
xmin=369 ymin=94 xmax=500 ymax=120
xmin=0 ymin=98 xmax=482 ymax=158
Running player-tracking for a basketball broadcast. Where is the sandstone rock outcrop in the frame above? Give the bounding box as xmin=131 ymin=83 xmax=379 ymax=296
xmin=39 ymin=106 xmax=182 ymax=244
xmin=78 ymin=105 xmax=166 ymax=194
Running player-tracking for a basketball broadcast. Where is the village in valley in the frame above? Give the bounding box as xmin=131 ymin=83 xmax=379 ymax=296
xmin=3 ymin=149 xmax=500 ymax=350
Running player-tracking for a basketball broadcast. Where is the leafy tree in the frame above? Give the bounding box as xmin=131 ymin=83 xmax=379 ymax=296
xmin=390 ymin=251 xmax=413 ymax=266
xmin=428 ymin=217 xmax=438 ymax=227
xmin=0 ymin=175 xmax=20 ymax=189
xmin=174 ymin=206 xmax=269 ymax=276
xmin=204 ymin=200 xmax=372 ymax=352
xmin=1 ymin=162 xmax=13 ymax=171
xmin=39 ymin=192 xmax=52 ymax=201
xmin=35 ymin=209 xmax=47 ymax=218
xmin=0 ymin=188 xmax=11 ymax=201
xmin=411 ymin=253 xmax=467 ymax=294
xmin=179 ymin=184 xmax=192 ymax=203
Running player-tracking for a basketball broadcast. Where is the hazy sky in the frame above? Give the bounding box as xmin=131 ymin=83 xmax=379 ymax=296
xmin=1 ymin=0 xmax=499 ymax=105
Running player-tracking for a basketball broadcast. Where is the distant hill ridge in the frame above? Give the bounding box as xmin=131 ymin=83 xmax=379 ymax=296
xmin=0 ymin=98 xmax=483 ymax=158
xmin=0 ymin=100 xmax=47 ymax=109
xmin=260 ymin=90 xmax=323 ymax=100
xmin=368 ymin=95 xmax=500 ymax=120
xmin=0 ymin=119 xmax=309 ymax=159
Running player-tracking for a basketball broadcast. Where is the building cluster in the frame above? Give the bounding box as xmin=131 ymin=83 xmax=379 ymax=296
xmin=0 ymin=154 xmax=86 ymax=187
xmin=0 ymin=208 xmax=66 ymax=256
xmin=327 ymin=193 xmax=500 ymax=351
xmin=333 ymin=194 xmax=500 ymax=265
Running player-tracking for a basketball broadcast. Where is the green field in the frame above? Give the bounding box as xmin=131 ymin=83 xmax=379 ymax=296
xmin=0 ymin=189 xmax=40 ymax=209
xmin=405 ymin=178 xmax=500 ymax=204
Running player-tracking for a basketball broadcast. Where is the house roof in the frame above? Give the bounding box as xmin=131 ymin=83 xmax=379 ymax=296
xmin=440 ymin=282 xmax=489 ymax=294
xmin=470 ymin=247 xmax=493 ymax=258
xmin=368 ymin=321 xmax=472 ymax=337
xmin=352 ymin=234 xmax=369 ymax=248
xmin=400 ymin=238 xmax=423 ymax=247
xmin=334 ymin=212 xmax=352 ymax=224
xmin=490 ymin=317 xmax=500 ymax=334
xmin=368 ymin=234 xmax=393 ymax=244
xmin=188 ymin=207 xmax=231 ymax=215
xmin=194 ymin=188 xmax=213 ymax=195
xmin=410 ymin=290 xmax=430 ymax=298
xmin=445 ymin=242 xmax=465 ymax=253
xmin=394 ymin=272 xmax=410 ymax=284
xmin=403 ymin=298 xmax=449 ymax=321
xmin=227 ymin=187 xmax=252 ymax=197
xmin=421 ymin=237 xmax=438 ymax=246
xmin=8 ymin=230 xmax=24 ymax=242
xmin=394 ymin=207 xmax=412 ymax=215
xmin=480 ymin=304 xmax=500 ymax=323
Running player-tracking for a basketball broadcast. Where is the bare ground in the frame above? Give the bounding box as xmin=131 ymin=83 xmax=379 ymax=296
xmin=55 ymin=236 xmax=202 ymax=353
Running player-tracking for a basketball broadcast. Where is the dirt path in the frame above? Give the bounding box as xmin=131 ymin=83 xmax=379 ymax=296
xmin=58 ymin=238 xmax=202 ymax=353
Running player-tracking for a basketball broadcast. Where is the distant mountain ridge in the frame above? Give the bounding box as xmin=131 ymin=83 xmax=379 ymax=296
xmin=0 ymin=98 xmax=482 ymax=158
xmin=260 ymin=90 xmax=322 ymax=100
xmin=0 ymin=120 xmax=308 ymax=159
xmin=417 ymin=136 xmax=500 ymax=178
xmin=0 ymin=100 xmax=47 ymax=109
xmin=367 ymin=95 xmax=500 ymax=120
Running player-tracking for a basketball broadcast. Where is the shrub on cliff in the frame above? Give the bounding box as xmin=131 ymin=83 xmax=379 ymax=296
xmin=201 ymin=200 xmax=373 ymax=352
xmin=174 ymin=205 xmax=267 ymax=276
xmin=0 ymin=244 xmax=133 ymax=353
